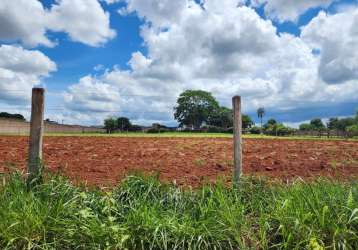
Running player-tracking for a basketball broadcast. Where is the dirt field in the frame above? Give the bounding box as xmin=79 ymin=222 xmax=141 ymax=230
xmin=1 ymin=136 xmax=358 ymax=186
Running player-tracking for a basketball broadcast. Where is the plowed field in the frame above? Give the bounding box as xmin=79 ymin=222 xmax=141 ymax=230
xmin=1 ymin=136 xmax=358 ymax=186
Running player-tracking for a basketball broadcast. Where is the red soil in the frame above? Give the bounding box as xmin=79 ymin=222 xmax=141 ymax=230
xmin=0 ymin=136 xmax=358 ymax=187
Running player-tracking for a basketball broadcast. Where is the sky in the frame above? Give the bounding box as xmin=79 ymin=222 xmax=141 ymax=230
xmin=0 ymin=0 xmax=358 ymax=127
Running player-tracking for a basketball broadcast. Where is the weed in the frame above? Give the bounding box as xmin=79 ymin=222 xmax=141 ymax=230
xmin=0 ymin=172 xmax=357 ymax=249
xmin=194 ymin=158 xmax=206 ymax=167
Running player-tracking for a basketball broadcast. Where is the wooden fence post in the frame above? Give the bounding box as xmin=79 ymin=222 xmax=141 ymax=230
xmin=232 ymin=96 xmax=242 ymax=185
xmin=28 ymin=88 xmax=45 ymax=183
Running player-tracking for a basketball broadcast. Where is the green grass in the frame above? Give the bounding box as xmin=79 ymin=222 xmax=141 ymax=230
xmin=1 ymin=172 xmax=357 ymax=249
xmin=1 ymin=131 xmax=358 ymax=140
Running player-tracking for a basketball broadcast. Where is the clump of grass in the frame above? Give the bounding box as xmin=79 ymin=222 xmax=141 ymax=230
xmin=0 ymin=171 xmax=357 ymax=249
xmin=194 ymin=158 xmax=206 ymax=167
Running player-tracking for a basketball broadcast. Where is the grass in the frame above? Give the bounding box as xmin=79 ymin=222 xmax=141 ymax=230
xmin=1 ymin=132 xmax=358 ymax=140
xmin=194 ymin=158 xmax=206 ymax=167
xmin=0 ymin=172 xmax=357 ymax=249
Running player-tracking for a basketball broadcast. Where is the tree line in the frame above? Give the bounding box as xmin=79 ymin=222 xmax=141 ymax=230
xmin=298 ymin=115 xmax=358 ymax=136
xmin=0 ymin=112 xmax=25 ymax=120
xmin=104 ymin=90 xmax=291 ymax=135
xmin=104 ymin=89 xmax=358 ymax=137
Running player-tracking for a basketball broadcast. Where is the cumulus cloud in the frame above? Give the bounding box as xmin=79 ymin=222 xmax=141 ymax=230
xmin=251 ymin=0 xmax=335 ymax=22
xmin=0 ymin=45 xmax=56 ymax=104
xmin=0 ymin=0 xmax=115 ymax=47
xmin=0 ymin=0 xmax=53 ymax=47
xmin=302 ymin=8 xmax=358 ymax=84
xmin=118 ymin=0 xmax=189 ymax=27
xmin=62 ymin=0 xmax=358 ymax=125
xmin=64 ymin=76 xmax=120 ymax=113
xmin=47 ymin=0 xmax=116 ymax=47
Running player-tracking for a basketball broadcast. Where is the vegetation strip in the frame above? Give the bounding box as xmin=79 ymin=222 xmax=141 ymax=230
xmin=0 ymin=172 xmax=357 ymax=249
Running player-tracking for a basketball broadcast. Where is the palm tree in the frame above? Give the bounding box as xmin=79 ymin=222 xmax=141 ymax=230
xmin=257 ymin=107 xmax=265 ymax=134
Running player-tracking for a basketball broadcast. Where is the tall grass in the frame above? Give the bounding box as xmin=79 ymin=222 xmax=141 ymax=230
xmin=0 ymin=172 xmax=357 ymax=249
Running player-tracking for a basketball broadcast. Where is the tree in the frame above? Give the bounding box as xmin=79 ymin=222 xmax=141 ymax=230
xmin=299 ymin=123 xmax=312 ymax=131
xmin=337 ymin=117 xmax=356 ymax=131
xmin=275 ymin=124 xmax=295 ymax=136
xmin=174 ymin=90 xmax=219 ymax=129
xmin=0 ymin=112 xmax=25 ymax=121
xmin=104 ymin=118 xmax=117 ymax=133
xmin=310 ymin=118 xmax=325 ymax=131
xmin=207 ymin=107 xmax=233 ymax=128
xmin=264 ymin=118 xmax=277 ymax=130
xmin=347 ymin=124 xmax=358 ymax=137
xmin=327 ymin=118 xmax=339 ymax=130
xmin=257 ymin=107 xmax=265 ymax=133
xmin=242 ymin=114 xmax=254 ymax=129
xmin=263 ymin=119 xmax=278 ymax=135
xmin=117 ymin=117 xmax=132 ymax=131
xmin=207 ymin=107 xmax=253 ymax=130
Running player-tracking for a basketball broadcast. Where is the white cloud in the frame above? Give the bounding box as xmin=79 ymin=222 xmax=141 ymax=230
xmin=251 ymin=0 xmax=335 ymax=22
xmin=101 ymin=0 xmax=120 ymax=4
xmin=302 ymin=9 xmax=358 ymax=84
xmin=94 ymin=64 xmax=105 ymax=71
xmin=0 ymin=45 xmax=56 ymax=104
xmin=64 ymin=75 xmax=120 ymax=113
xmin=62 ymin=0 xmax=358 ymax=125
xmin=0 ymin=0 xmax=115 ymax=47
xmin=0 ymin=0 xmax=53 ymax=47
xmin=118 ymin=0 xmax=189 ymax=27
xmin=47 ymin=0 xmax=116 ymax=47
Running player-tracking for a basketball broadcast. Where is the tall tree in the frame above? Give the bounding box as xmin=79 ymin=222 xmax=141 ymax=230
xmin=117 ymin=117 xmax=132 ymax=131
xmin=174 ymin=90 xmax=219 ymax=129
xmin=257 ymin=107 xmax=265 ymax=133
xmin=242 ymin=114 xmax=254 ymax=129
xmin=207 ymin=107 xmax=233 ymax=128
xmin=207 ymin=108 xmax=253 ymax=129
xmin=310 ymin=118 xmax=326 ymax=131
xmin=299 ymin=123 xmax=312 ymax=131
xmin=327 ymin=118 xmax=339 ymax=130
xmin=104 ymin=118 xmax=117 ymax=134
xmin=337 ymin=117 xmax=356 ymax=131
xmin=264 ymin=118 xmax=277 ymax=129
xmin=263 ymin=118 xmax=278 ymax=135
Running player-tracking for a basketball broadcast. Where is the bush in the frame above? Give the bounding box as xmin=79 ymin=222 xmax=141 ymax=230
xmin=277 ymin=125 xmax=295 ymax=136
xmin=146 ymin=128 xmax=169 ymax=133
xmin=250 ymin=126 xmax=261 ymax=134
xmin=147 ymin=128 xmax=161 ymax=133
xmin=346 ymin=124 xmax=358 ymax=137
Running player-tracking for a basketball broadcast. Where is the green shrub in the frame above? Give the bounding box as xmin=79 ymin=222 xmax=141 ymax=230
xmin=347 ymin=124 xmax=358 ymax=137
xmin=250 ymin=126 xmax=261 ymax=134
xmin=146 ymin=128 xmax=169 ymax=133
xmin=201 ymin=125 xmax=225 ymax=133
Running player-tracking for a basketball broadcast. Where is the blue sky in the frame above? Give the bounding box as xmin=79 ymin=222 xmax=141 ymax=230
xmin=39 ymin=1 xmax=144 ymax=88
xmin=0 ymin=0 xmax=358 ymax=126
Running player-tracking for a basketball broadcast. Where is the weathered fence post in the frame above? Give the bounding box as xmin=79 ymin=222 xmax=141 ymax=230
xmin=232 ymin=96 xmax=242 ymax=185
xmin=28 ymin=88 xmax=45 ymax=184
